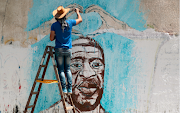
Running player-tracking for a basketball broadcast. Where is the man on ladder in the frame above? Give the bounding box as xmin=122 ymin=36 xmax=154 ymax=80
xmin=24 ymin=6 xmax=82 ymax=113
xmin=50 ymin=6 xmax=82 ymax=94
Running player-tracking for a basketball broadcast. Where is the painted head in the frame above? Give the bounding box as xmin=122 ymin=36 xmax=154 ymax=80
xmin=70 ymin=37 xmax=105 ymax=111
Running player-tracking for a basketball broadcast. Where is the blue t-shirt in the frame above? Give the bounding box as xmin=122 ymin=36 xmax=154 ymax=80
xmin=51 ymin=19 xmax=76 ymax=49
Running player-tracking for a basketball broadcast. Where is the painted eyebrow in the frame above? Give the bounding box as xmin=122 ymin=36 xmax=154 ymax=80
xmin=72 ymin=50 xmax=99 ymax=55
xmin=71 ymin=57 xmax=104 ymax=62
xmin=89 ymin=57 xmax=104 ymax=64
xmin=71 ymin=56 xmax=84 ymax=60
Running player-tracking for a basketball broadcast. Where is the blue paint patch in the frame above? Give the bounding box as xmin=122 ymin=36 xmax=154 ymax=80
xmin=1 ymin=36 xmax=4 ymax=43
xmin=26 ymin=0 xmax=147 ymax=32
xmin=94 ymin=33 xmax=137 ymax=113
xmin=72 ymin=35 xmax=79 ymax=41
xmin=69 ymin=12 xmax=102 ymax=36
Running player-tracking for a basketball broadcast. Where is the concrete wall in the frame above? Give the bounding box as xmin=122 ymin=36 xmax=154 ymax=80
xmin=0 ymin=0 xmax=179 ymax=113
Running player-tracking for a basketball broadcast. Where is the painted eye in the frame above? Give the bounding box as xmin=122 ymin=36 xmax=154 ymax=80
xmin=71 ymin=62 xmax=82 ymax=69
xmin=91 ymin=62 xmax=102 ymax=69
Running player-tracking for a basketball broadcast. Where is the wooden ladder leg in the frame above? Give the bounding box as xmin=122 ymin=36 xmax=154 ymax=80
xmin=31 ymin=52 xmax=51 ymax=112
xmin=24 ymin=46 xmax=50 ymax=113
xmin=68 ymin=94 xmax=76 ymax=113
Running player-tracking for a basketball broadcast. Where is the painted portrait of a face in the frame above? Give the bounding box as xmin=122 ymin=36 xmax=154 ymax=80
xmin=70 ymin=37 xmax=105 ymax=112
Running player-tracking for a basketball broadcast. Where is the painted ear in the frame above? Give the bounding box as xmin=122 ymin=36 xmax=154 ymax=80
xmin=85 ymin=5 xmax=132 ymax=31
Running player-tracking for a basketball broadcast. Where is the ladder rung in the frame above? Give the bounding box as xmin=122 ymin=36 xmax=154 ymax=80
xmin=36 ymin=79 xmax=58 ymax=84
xmin=36 ymin=78 xmax=43 ymax=81
xmin=32 ymin=91 xmax=39 ymax=94
xmin=27 ymin=105 xmax=35 ymax=108
xmin=47 ymin=51 xmax=55 ymax=54
xmin=66 ymin=106 xmax=73 ymax=110
xmin=41 ymin=65 xmax=46 ymax=67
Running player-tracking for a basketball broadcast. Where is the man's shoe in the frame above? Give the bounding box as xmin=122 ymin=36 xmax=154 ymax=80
xmin=67 ymin=87 xmax=72 ymax=94
xmin=62 ymin=88 xmax=67 ymax=94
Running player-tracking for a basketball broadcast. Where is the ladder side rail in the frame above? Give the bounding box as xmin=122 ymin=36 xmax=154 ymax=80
xmin=24 ymin=67 xmax=42 ymax=113
xmin=68 ymin=95 xmax=76 ymax=113
xmin=31 ymin=53 xmax=51 ymax=113
xmin=49 ymin=47 xmax=68 ymax=113
xmin=24 ymin=46 xmax=49 ymax=113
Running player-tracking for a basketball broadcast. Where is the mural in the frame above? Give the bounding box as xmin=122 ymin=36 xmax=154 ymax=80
xmin=25 ymin=1 xmax=142 ymax=112
xmin=0 ymin=0 xmax=179 ymax=113
xmin=24 ymin=1 xmax=140 ymax=112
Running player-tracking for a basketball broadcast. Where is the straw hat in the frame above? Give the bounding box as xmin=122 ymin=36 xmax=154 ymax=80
xmin=53 ymin=6 xmax=70 ymax=19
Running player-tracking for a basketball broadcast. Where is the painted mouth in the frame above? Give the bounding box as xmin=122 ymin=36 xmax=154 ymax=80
xmin=77 ymin=80 xmax=98 ymax=97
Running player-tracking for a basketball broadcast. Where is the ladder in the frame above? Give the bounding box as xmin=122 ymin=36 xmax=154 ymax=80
xmin=24 ymin=46 xmax=76 ymax=113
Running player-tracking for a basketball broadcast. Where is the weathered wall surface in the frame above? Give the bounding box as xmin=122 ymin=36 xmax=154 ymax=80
xmin=0 ymin=0 xmax=179 ymax=113
xmin=140 ymin=0 xmax=179 ymax=34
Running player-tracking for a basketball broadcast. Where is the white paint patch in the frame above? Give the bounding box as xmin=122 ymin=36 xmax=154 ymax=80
xmin=0 ymin=45 xmax=32 ymax=112
xmin=37 ymin=35 xmax=46 ymax=42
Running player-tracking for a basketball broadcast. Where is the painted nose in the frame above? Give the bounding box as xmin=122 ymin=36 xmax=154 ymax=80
xmin=80 ymin=61 xmax=95 ymax=78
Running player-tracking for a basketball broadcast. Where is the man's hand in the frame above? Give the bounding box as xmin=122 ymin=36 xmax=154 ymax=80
xmin=75 ymin=8 xmax=80 ymax=13
xmin=75 ymin=8 xmax=82 ymax=25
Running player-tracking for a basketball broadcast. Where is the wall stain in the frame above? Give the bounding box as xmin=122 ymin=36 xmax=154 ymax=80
xmin=1 ymin=36 xmax=4 ymax=44
xmin=4 ymin=39 xmax=14 ymax=45
xmin=13 ymin=105 xmax=19 ymax=113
